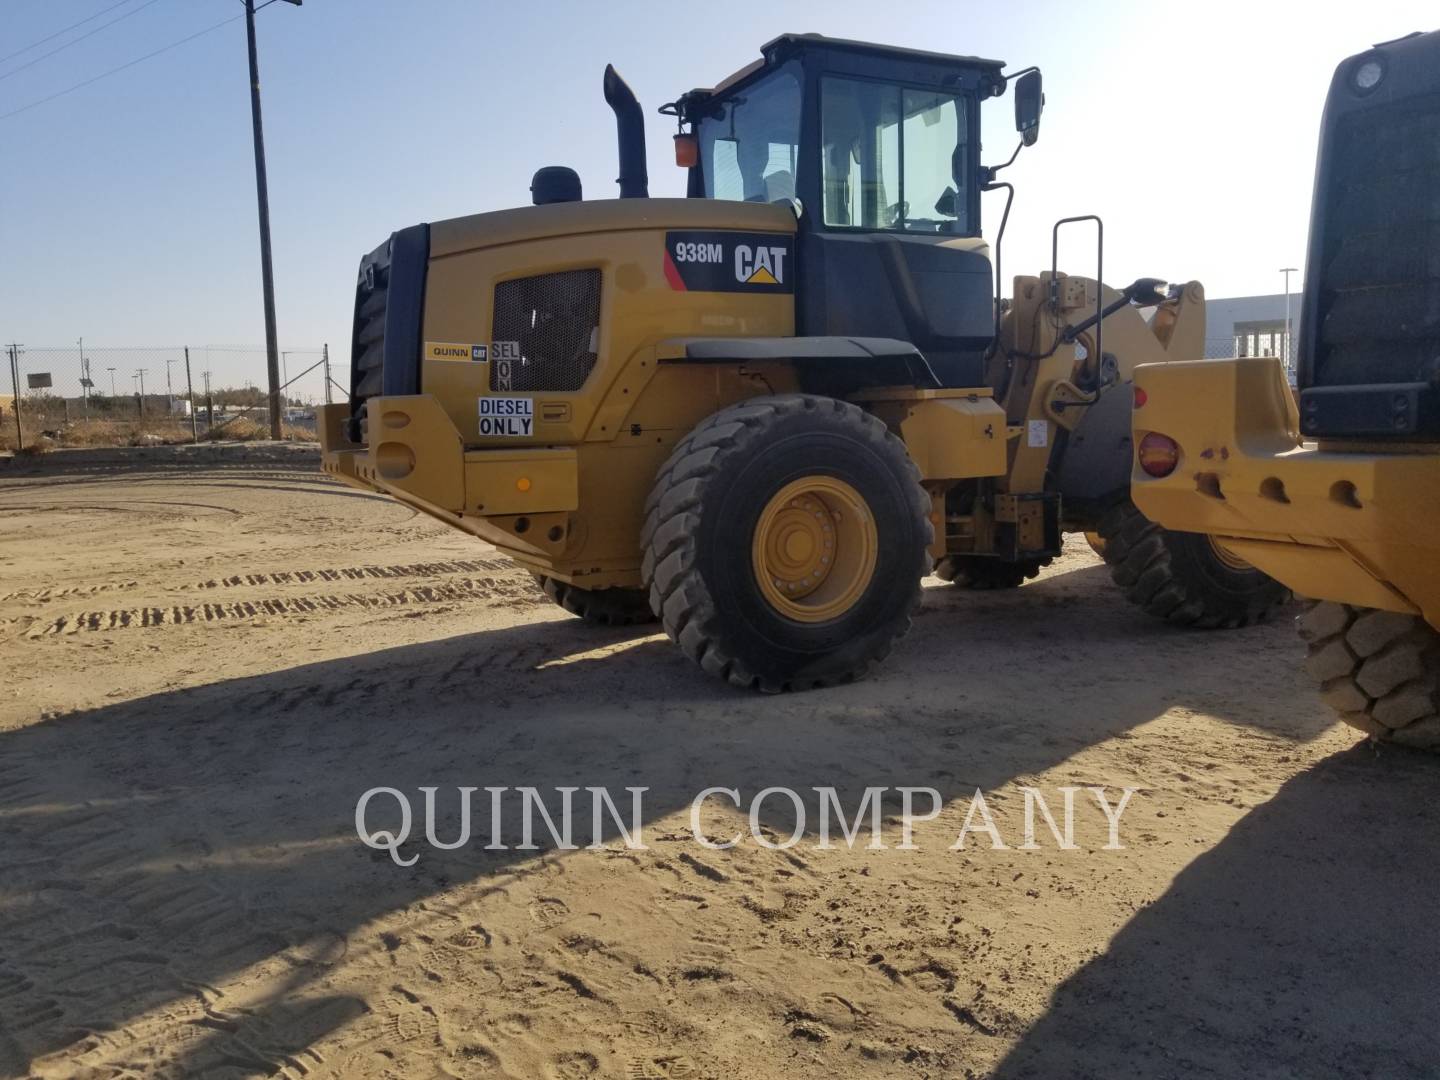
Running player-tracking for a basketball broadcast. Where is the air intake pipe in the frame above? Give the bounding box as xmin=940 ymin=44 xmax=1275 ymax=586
xmin=603 ymin=64 xmax=649 ymax=199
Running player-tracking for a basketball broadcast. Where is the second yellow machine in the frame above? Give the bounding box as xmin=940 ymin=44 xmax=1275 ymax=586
xmin=320 ymin=34 xmax=1285 ymax=689
xmin=1131 ymin=29 xmax=1440 ymax=748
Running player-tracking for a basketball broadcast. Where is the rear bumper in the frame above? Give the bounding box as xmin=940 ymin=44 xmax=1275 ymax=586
xmin=318 ymin=398 xmax=591 ymax=577
xmin=1130 ymin=358 xmax=1440 ymax=625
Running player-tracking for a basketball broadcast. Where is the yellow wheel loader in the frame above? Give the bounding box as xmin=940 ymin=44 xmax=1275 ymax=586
xmin=319 ymin=34 xmax=1285 ymax=690
xmin=1132 ymin=29 xmax=1440 ymax=748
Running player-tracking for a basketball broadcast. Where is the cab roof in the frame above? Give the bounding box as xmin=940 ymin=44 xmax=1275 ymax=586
xmin=692 ymin=32 xmax=1007 ymax=101
xmin=764 ymin=33 xmax=1006 ymax=72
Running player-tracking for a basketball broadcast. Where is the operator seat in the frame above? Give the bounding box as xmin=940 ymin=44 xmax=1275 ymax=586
xmin=764 ymin=169 xmax=795 ymax=204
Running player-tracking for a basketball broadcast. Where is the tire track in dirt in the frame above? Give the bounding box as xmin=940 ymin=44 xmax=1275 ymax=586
xmin=27 ymin=575 xmax=547 ymax=637
xmin=1 ymin=558 xmax=519 ymax=603
xmin=190 ymin=558 xmax=519 ymax=590
xmin=0 ymin=581 xmax=141 ymax=603
xmin=216 ymin=635 xmax=571 ymax=728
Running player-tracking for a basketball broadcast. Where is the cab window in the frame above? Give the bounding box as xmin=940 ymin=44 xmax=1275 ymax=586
xmin=821 ymin=76 xmax=970 ymax=234
xmin=698 ymin=62 xmax=802 ymax=204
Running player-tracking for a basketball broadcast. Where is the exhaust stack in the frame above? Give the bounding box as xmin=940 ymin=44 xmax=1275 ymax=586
xmin=603 ymin=64 xmax=649 ymax=199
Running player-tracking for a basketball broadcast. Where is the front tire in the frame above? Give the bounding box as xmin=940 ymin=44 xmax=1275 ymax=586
xmin=1298 ymin=601 xmax=1440 ymax=750
xmin=641 ymin=395 xmax=932 ymax=691
xmin=532 ymin=574 xmax=656 ymax=626
xmin=1098 ymin=500 xmax=1291 ymax=628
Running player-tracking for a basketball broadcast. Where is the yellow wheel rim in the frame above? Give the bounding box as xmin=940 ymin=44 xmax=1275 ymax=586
xmin=752 ymin=476 xmax=878 ymax=623
xmin=1207 ymin=535 xmax=1254 ymax=571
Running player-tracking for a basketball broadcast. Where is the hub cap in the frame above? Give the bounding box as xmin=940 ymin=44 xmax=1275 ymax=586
xmin=1207 ymin=535 xmax=1255 ymax=571
xmin=752 ymin=476 xmax=878 ymax=623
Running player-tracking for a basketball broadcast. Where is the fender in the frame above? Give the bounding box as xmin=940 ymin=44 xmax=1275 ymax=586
xmin=660 ymin=335 xmax=943 ymax=397
xmin=1054 ymin=380 xmax=1134 ymax=511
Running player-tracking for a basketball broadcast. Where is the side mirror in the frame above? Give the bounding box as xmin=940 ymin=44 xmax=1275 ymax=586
xmin=1014 ymin=70 xmax=1043 ymax=147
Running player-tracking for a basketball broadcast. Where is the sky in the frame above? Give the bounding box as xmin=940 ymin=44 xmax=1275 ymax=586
xmin=1 ymin=0 xmax=1435 ymax=397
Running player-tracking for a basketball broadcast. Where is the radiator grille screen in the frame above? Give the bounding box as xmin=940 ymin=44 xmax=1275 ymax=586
xmin=490 ymin=270 xmax=601 ymax=392
xmin=1315 ymin=94 xmax=1440 ymax=386
xmin=352 ymin=266 xmax=388 ymax=402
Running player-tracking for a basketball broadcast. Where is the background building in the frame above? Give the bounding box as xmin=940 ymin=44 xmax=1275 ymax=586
xmin=1204 ymin=292 xmax=1300 ymax=373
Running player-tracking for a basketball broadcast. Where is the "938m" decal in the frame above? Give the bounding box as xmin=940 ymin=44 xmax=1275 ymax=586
xmin=663 ymin=231 xmax=794 ymax=294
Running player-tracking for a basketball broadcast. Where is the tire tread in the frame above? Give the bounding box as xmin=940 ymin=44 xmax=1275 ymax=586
xmin=1299 ymin=600 xmax=1440 ymax=750
xmin=533 ymin=574 xmax=656 ymax=627
xmin=1098 ymin=501 xmax=1291 ymax=629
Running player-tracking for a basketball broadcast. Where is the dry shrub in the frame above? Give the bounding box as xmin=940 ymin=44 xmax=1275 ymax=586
xmin=2 ymin=415 xmax=315 ymax=453
xmin=201 ymin=415 xmax=313 ymax=442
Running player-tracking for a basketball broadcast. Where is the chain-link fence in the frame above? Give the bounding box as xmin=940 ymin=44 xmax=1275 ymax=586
xmin=2 ymin=344 xmax=348 ymax=452
xmin=1203 ymin=335 xmax=1296 ymax=374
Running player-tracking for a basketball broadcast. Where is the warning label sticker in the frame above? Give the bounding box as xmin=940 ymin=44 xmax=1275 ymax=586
xmin=478 ymin=396 xmax=533 ymax=437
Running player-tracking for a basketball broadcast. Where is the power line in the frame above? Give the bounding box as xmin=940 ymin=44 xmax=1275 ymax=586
xmin=0 ymin=0 xmax=141 ymax=66
xmin=0 ymin=0 xmax=168 ymax=83
xmin=0 ymin=11 xmax=248 ymax=122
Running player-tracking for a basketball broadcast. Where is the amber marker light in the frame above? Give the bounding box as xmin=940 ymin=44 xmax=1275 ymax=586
xmin=674 ymin=133 xmax=698 ymax=168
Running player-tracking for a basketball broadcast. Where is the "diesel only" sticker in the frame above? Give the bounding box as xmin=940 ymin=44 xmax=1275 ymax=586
xmin=478 ymin=396 xmax=533 ymax=437
xmin=663 ymin=231 xmax=794 ymax=293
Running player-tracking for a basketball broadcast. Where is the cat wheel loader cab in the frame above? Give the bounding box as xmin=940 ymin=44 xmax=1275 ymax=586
xmin=319 ymin=33 xmax=1283 ymax=690
xmin=1132 ymin=29 xmax=1440 ymax=748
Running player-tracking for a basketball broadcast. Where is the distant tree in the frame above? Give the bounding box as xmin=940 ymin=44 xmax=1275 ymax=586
xmin=213 ymin=386 xmax=267 ymax=409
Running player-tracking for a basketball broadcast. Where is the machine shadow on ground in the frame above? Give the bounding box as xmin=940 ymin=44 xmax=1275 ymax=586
xmin=990 ymin=741 xmax=1440 ymax=1078
xmin=0 ymin=560 xmax=1375 ymax=1076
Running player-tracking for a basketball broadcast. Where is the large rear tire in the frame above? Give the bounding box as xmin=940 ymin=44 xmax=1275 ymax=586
xmin=933 ymin=555 xmax=1052 ymax=590
xmin=532 ymin=574 xmax=656 ymax=627
xmin=641 ymin=394 xmax=932 ymax=692
xmin=1298 ymin=601 xmax=1440 ymax=750
xmin=1098 ymin=500 xmax=1291 ymax=628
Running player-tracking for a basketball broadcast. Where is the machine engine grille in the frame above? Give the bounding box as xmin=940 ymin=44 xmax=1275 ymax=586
xmin=352 ymin=261 xmax=389 ymax=402
xmin=490 ymin=270 xmax=601 ymax=392
xmin=1316 ymin=93 xmax=1440 ymax=387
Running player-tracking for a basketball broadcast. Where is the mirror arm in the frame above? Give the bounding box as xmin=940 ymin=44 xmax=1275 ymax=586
xmin=999 ymin=65 xmax=1041 ymax=87
xmin=979 ymin=139 xmax=1025 ymax=186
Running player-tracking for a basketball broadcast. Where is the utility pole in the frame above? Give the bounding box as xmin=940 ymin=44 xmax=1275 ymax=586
xmin=244 ymin=0 xmax=303 ymax=440
xmin=136 ymin=368 xmax=147 ymax=417
xmin=185 ymin=347 xmax=198 ymax=443
xmin=322 ymin=342 xmax=332 ymax=405
xmin=6 ymin=344 xmax=23 ymax=450
xmin=78 ymin=337 xmax=89 ymax=419
xmin=107 ymin=366 xmax=116 ymax=397
xmin=165 ymin=354 xmax=176 ymax=414
xmin=1279 ymin=266 xmax=1298 ymax=377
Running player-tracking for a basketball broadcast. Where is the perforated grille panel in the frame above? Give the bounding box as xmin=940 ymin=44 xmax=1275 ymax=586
xmin=490 ymin=270 xmax=601 ymax=392
xmin=352 ymin=265 xmax=388 ymax=401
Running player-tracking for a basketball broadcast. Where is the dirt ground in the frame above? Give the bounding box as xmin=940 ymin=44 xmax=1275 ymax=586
xmin=1 ymin=457 xmax=1436 ymax=1080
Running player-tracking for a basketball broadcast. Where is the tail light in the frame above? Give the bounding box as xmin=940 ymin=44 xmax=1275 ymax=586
xmin=1138 ymin=432 xmax=1180 ymax=478
xmin=1133 ymin=385 xmax=1148 ymax=409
